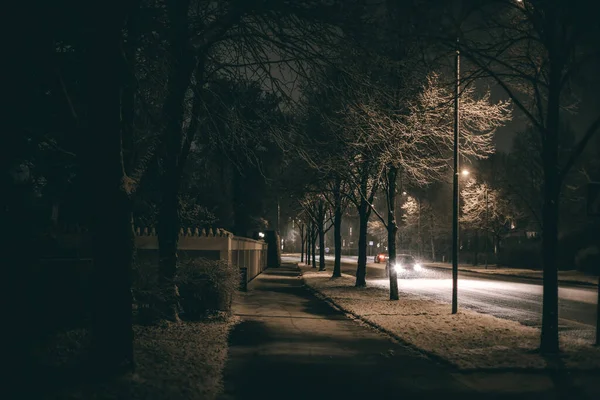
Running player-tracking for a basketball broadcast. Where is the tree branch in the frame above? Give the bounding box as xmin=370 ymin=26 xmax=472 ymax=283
xmin=560 ymin=115 xmax=600 ymax=181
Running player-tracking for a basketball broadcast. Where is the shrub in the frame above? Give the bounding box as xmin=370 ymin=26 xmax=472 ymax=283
xmin=175 ymin=258 xmax=238 ymax=320
xmin=497 ymin=242 xmax=542 ymax=269
xmin=557 ymin=226 xmax=599 ymax=272
xmin=575 ymin=245 xmax=600 ymax=274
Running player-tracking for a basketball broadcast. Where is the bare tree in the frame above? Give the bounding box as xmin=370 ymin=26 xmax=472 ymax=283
xmin=346 ymin=71 xmax=511 ymax=297
xmin=453 ymin=0 xmax=600 ymax=354
xmin=300 ymin=192 xmax=333 ymax=271
xmin=83 ymin=1 xmax=138 ymax=374
xmin=294 ymin=64 xmax=360 ymax=278
xmin=323 ymin=175 xmax=351 ymax=277
xmin=460 ymin=178 xmax=522 ymax=258
xmin=148 ymin=0 xmax=344 ymax=319
xmin=401 ymin=196 xmax=424 ymax=257
xmin=296 ymin=216 xmax=307 ymax=263
xmin=367 ymin=219 xmax=387 ymax=248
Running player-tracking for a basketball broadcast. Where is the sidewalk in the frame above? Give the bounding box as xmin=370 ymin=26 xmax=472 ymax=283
xmin=426 ymin=262 xmax=598 ymax=286
xmin=218 ymin=264 xmax=571 ymax=399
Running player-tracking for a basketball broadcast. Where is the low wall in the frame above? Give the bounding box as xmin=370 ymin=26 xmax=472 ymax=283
xmin=135 ymin=227 xmax=268 ymax=284
xmin=230 ymin=236 xmax=268 ymax=282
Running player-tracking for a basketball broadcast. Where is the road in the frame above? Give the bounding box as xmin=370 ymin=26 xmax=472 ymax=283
xmin=283 ymin=254 xmax=598 ymax=341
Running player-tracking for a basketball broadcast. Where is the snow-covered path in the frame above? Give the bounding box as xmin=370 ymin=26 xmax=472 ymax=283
xmin=282 ymin=254 xmax=597 ymax=341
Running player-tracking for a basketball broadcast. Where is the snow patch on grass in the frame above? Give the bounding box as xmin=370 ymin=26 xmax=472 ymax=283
xmin=45 ymin=317 xmax=239 ymax=399
xmin=301 ymin=267 xmax=600 ymax=370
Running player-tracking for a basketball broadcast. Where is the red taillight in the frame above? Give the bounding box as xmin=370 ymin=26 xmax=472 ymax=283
xmin=379 ymin=255 xmax=384 ymax=260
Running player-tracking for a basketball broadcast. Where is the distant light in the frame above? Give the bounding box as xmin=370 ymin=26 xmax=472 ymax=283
xmin=258 ymin=232 xmax=265 ymax=238
xmin=461 ymin=170 xmax=470 ymax=176
xmin=402 ymin=191 xmax=407 ymax=196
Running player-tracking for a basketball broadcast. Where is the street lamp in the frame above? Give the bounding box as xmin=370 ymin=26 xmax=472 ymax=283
xmin=461 ymin=169 xmax=470 ymax=177
xmin=452 ymin=36 xmax=461 ymax=315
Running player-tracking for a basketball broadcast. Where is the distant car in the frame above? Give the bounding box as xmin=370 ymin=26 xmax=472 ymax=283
xmin=374 ymin=253 xmax=388 ymax=263
xmin=390 ymin=254 xmax=422 ymax=275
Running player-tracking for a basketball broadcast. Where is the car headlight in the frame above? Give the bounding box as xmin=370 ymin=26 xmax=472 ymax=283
xmin=414 ymin=263 xmax=422 ymax=271
xmin=394 ymin=263 xmax=404 ymax=272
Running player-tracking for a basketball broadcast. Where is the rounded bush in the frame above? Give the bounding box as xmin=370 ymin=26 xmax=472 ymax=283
xmin=175 ymin=258 xmax=238 ymax=320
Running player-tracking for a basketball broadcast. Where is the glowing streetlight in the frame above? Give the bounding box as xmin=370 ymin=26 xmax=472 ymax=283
xmin=461 ymin=169 xmax=470 ymax=177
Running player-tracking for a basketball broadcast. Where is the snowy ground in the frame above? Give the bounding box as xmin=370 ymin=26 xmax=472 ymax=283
xmin=285 ymin=254 xmax=598 ymax=342
xmin=300 ymin=265 xmax=600 ymax=371
xmin=41 ymin=318 xmax=238 ymax=399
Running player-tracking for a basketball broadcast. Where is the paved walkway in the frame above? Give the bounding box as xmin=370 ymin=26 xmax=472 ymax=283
xmin=219 ymin=265 xmax=572 ymax=400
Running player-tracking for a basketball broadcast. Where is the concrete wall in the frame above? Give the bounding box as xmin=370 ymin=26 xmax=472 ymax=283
xmin=135 ymin=227 xmax=268 ymax=284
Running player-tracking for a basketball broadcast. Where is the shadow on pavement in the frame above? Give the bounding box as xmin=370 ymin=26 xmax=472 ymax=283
xmin=221 ymin=265 xmax=570 ymax=400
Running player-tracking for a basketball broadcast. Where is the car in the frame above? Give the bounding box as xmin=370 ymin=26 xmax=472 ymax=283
xmin=389 ymin=254 xmax=422 ymax=275
xmin=374 ymin=253 xmax=388 ymax=263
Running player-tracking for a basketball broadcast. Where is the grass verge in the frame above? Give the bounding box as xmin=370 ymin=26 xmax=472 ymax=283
xmin=300 ymin=265 xmax=600 ymax=371
xmin=36 ymin=316 xmax=238 ymax=400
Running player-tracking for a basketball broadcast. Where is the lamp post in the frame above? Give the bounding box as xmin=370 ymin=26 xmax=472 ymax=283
xmin=452 ymin=37 xmax=461 ymax=315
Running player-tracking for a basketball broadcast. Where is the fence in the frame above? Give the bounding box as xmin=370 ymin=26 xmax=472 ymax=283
xmin=134 ymin=227 xmax=268 ymax=286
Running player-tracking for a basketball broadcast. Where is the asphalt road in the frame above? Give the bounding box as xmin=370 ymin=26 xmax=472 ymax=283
xmin=283 ymin=254 xmax=598 ymax=341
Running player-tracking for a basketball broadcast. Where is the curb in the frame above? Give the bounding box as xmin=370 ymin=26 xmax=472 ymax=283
xmin=297 ymin=264 xmax=600 ymax=374
xmin=425 ymin=264 xmax=598 ymax=288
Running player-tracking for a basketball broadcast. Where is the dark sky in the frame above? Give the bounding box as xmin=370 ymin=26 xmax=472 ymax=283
xmin=488 ymin=59 xmax=600 ymax=153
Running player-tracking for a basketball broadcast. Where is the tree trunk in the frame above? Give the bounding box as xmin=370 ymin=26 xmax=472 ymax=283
xmin=306 ymin=226 xmax=311 ymax=266
xmin=121 ymin=11 xmax=137 ymax=172
xmin=312 ymin=226 xmax=317 ymax=268
xmin=332 ymin=179 xmax=343 ymax=277
xmin=304 ymin=230 xmax=310 ymax=265
xmin=156 ymin=0 xmax=196 ymax=322
xmin=430 ymin=213 xmax=436 ymax=261
xmin=540 ymin=46 xmax=562 ymax=354
xmin=86 ymin=16 xmax=134 ymax=374
xmin=300 ymin=225 xmax=305 ymax=263
xmin=473 ymin=230 xmax=479 ymax=266
xmin=157 ymin=176 xmax=181 ymax=321
xmin=156 ymin=56 xmax=204 ymax=300
xmin=386 ymin=166 xmax=399 ymax=300
xmin=355 ymin=202 xmax=369 ymax=287
xmin=540 ymin=153 xmax=560 ymax=354
xmin=417 ymin=199 xmax=422 ymax=259
xmin=304 ymin=229 xmax=308 ymax=264
xmin=318 ymin=223 xmax=326 ymax=271
xmin=307 ymin=229 xmax=311 ymax=263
